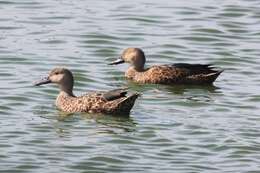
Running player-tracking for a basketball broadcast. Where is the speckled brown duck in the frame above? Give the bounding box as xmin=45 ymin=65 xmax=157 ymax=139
xmin=109 ymin=48 xmax=223 ymax=85
xmin=34 ymin=68 xmax=139 ymax=115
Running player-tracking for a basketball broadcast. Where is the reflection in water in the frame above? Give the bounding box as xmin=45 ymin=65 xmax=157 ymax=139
xmin=1 ymin=0 xmax=260 ymax=172
xmin=81 ymin=113 xmax=137 ymax=133
xmin=33 ymin=107 xmax=137 ymax=137
xmin=165 ymin=84 xmax=221 ymax=95
xmin=50 ymin=111 xmax=137 ymax=135
xmin=125 ymin=76 xmax=221 ymax=93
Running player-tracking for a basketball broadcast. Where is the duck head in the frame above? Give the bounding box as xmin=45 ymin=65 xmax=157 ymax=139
xmin=34 ymin=68 xmax=74 ymax=95
xmin=109 ymin=48 xmax=146 ymax=71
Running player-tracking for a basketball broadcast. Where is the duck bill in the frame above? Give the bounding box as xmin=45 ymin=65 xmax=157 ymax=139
xmin=108 ymin=58 xmax=125 ymax=65
xmin=34 ymin=77 xmax=51 ymax=86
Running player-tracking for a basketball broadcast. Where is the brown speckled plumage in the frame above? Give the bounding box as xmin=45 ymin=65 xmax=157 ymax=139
xmin=55 ymin=91 xmax=138 ymax=114
xmin=35 ymin=68 xmax=139 ymax=115
xmin=109 ymin=48 xmax=223 ymax=85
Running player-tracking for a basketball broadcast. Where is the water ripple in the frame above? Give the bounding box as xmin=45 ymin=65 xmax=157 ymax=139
xmin=0 ymin=0 xmax=260 ymax=172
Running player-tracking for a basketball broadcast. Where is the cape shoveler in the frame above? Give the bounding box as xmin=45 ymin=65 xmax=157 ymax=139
xmin=34 ymin=68 xmax=139 ymax=115
xmin=109 ymin=48 xmax=223 ymax=85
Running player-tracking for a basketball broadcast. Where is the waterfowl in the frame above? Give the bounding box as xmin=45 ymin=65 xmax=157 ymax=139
xmin=34 ymin=68 xmax=139 ymax=115
xmin=109 ymin=48 xmax=223 ymax=85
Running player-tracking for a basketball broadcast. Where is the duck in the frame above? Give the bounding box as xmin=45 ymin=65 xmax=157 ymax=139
xmin=34 ymin=68 xmax=139 ymax=115
xmin=109 ymin=48 xmax=223 ymax=85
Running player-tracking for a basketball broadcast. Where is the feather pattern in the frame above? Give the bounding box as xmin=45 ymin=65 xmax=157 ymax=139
xmin=56 ymin=89 xmax=139 ymax=115
xmin=110 ymin=48 xmax=223 ymax=85
xmin=35 ymin=68 xmax=139 ymax=115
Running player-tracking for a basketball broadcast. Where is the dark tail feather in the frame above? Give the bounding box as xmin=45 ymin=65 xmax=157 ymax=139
xmin=103 ymin=88 xmax=128 ymax=101
xmin=186 ymin=69 xmax=223 ymax=85
xmin=204 ymin=70 xmax=223 ymax=84
xmin=117 ymin=93 xmax=140 ymax=114
xmin=172 ymin=63 xmax=221 ymax=74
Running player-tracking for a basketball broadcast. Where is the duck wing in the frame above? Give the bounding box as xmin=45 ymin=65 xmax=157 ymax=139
xmin=170 ymin=63 xmax=223 ymax=84
xmin=171 ymin=63 xmax=219 ymax=75
xmin=102 ymin=88 xmax=128 ymax=101
xmin=100 ymin=88 xmax=139 ymax=115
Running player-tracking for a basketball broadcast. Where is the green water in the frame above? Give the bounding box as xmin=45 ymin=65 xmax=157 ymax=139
xmin=1 ymin=0 xmax=260 ymax=172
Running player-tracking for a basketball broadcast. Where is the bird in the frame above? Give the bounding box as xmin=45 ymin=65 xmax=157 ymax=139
xmin=34 ymin=68 xmax=139 ymax=115
xmin=109 ymin=48 xmax=223 ymax=85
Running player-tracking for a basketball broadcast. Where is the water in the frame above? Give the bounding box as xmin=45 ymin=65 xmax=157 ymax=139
xmin=1 ymin=0 xmax=260 ymax=172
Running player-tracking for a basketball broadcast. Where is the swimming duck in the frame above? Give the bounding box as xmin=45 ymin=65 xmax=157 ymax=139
xmin=109 ymin=48 xmax=223 ymax=85
xmin=34 ymin=68 xmax=139 ymax=115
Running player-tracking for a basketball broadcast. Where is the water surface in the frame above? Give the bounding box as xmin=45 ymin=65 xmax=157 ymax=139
xmin=0 ymin=0 xmax=260 ymax=172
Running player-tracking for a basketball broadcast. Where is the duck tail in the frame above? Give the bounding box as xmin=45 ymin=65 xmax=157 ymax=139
xmin=205 ymin=69 xmax=224 ymax=84
xmin=117 ymin=92 xmax=140 ymax=114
